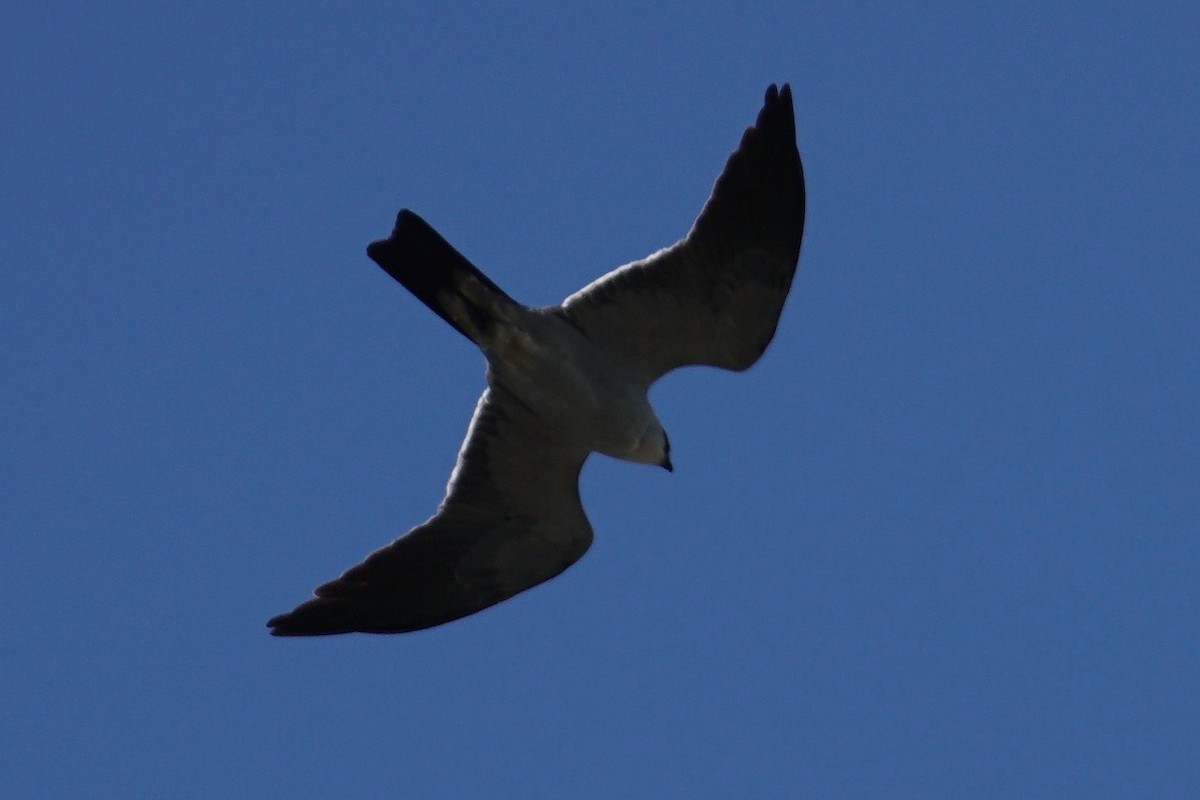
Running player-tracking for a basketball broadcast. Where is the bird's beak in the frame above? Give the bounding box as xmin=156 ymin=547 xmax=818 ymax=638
xmin=660 ymin=455 xmax=673 ymax=473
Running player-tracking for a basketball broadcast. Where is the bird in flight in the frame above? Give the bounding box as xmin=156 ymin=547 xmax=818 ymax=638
xmin=269 ymin=84 xmax=805 ymax=635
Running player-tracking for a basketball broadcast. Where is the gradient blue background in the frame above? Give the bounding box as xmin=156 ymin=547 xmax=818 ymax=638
xmin=3 ymin=3 xmax=1196 ymax=797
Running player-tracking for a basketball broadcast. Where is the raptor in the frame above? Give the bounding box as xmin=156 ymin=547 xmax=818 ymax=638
xmin=269 ymin=84 xmax=805 ymax=635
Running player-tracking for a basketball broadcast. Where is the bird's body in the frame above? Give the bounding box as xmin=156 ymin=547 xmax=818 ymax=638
xmin=485 ymin=312 xmax=659 ymax=464
xmin=269 ymin=84 xmax=805 ymax=636
xmin=371 ymin=211 xmax=669 ymax=468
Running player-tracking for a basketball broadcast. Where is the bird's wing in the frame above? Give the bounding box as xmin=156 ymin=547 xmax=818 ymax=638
xmin=560 ymin=84 xmax=805 ymax=382
xmin=268 ymin=387 xmax=592 ymax=635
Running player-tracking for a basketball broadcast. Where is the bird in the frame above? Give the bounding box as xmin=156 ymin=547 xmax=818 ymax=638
xmin=268 ymin=83 xmax=805 ymax=636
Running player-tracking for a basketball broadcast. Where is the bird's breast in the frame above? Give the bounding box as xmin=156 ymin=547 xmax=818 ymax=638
xmin=483 ymin=312 xmax=648 ymax=455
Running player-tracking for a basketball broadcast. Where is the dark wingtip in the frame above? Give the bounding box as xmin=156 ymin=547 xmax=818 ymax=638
xmin=267 ymin=602 xmax=327 ymax=637
xmin=266 ymin=612 xmax=295 ymax=637
xmin=764 ymin=82 xmax=791 ymax=98
xmin=266 ymin=605 xmax=352 ymax=637
xmin=758 ymin=82 xmax=795 ymax=135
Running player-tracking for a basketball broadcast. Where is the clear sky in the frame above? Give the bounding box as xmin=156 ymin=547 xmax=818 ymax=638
xmin=3 ymin=3 xmax=1197 ymax=798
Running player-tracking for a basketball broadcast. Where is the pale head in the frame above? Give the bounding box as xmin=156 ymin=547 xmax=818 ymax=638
xmin=625 ymin=417 xmax=673 ymax=472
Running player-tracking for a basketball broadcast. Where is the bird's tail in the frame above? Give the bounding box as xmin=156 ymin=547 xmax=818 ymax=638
xmin=367 ymin=210 xmax=520 ymax=346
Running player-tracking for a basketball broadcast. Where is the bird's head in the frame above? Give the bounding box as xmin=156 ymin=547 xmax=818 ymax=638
xmin=628 ymin=418 xmax=672 ymax=472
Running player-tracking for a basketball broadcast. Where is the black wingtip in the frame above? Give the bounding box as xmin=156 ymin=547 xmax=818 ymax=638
xmin=266 ymin=613 xmax=296 ymax=637
xmin=267 ymin=602 xmax=338 ymax=637
xmin=757 ymin=83 xmax=796 ymax=138
xmin=266 ymin=606 xmax=354 ymax=637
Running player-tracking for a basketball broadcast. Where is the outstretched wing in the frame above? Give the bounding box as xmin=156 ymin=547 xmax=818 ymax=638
xmin=560 ymin=83 xmax=805 ymax=382
xmin=268 ymin=387 xmax=592 ymax=635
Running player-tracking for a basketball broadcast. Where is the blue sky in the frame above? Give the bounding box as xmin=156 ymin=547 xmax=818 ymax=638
xmin=3 ymin=3 xmax=1197 ymax=797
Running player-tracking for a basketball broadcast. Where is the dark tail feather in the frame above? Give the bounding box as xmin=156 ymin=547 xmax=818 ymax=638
xmin=367 ymin=210 xmax=517 ymax=345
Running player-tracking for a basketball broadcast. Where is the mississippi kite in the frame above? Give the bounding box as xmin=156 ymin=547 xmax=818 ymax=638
xmin=269 ymin=84 xmax=805 ymax=635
